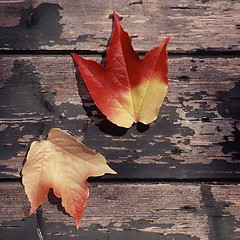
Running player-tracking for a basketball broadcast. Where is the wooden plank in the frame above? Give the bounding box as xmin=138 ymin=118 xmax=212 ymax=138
xmin=0 ymin=0 xmax=239 ymax=52
xmin=0 ymin=182 xmax=240 ymax=239
xmin=0 ymin=55 xmax=240 ymax=180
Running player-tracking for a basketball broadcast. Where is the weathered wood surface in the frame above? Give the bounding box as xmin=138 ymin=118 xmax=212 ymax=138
xmin=0 ymin=56 xmax=240 ymax=180
xmin=0 ymin=0 xmax=240 ymax=52
xmin=1 ymin=182 xmax=240 ymax=240
xmin=1 ymin=0 xmax=240 ymax=239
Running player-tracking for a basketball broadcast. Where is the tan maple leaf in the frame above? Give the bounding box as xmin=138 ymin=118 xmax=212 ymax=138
xmin=22 ymin=128 xmax=116 ymax=229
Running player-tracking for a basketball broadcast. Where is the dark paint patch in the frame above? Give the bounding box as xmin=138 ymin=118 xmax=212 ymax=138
xmin=0 ymin=3 xmax=103 ymax=50
xmin=0 ymin=60 xmax=51 ymax=117
xmin=202 ymin=116 xmax=211 ymax=122
xmin=0 ymin=60 xmax=57 ymax=167
xmin=0 ymin=60 xmax=87 ymax=178
xmin=129 ymin=0 xmax=143 ymax=5
xmin=171 ymin=147 xmax=182 ymax=155
xmin=180 ymin=205 xmax=197 ymax=212
xmin=184 ymin=91 xmax=218 ymax=119
xmin=81 ymin=103 xmax=195 ymax=166
xmin=0 ymin=218 xmax=199 ymax=240
xmin=1 ymin=60 xmax=240 ymax=179
xmin=47 ymin=74 xmax=240 ymax=179
xmin=41 ymin=87 xmax=240 ymax=180
xmin=0 ymin=123 xmax=39 ymax=176
xmin=217 ymin=81 xmax=240 ymax=161
xmin=216 ymin=126 xmax=222 ymax=132
xmin=190 ymin=65 xmax=198 ymax=71
xmin=122 ymin=219 xmax=174 ymax=230
xmin=0 ymin=216 xmax=39 ymax=240
xmin=217 ymin=81 xmax=240 ymax=120
xmin=220 ymin=125 xmax=240 ymax=161
xmin=200 ymin=185 xmax=240 ymax=240
xmin=1 ymin=99 xmax=240 ymax=179
xmin=178 ymin=75 xmax=190 ymax=82
xmin=101 ymin=159 xmax=240 ymax=180
xmin=27 ymin=11 xmax=39 ymax=27
xmin=169 ymin=7 xmax=194 ymax=10
xmin=0 ymin=166 xmax=18 ymax=179
xmin=189 ymin=91 xmax=207 ymax=100
xmin=109 ymin=14 xmax=123 ymax=21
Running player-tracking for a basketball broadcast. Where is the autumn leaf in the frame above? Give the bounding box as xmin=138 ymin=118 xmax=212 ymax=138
xmin=71 ymin=12 xmax=170 ymax=128
xmin=22 ymin=128 xmax=116 ymax=229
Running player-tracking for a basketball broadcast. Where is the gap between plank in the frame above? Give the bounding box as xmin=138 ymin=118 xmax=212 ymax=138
xmin=0 ymin=49 xmax=240 ymax=58
xmin=1 ymin=177 xmax=240 ymax=185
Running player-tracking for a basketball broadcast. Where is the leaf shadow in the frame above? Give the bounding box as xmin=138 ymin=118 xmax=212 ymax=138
xmin=74 ymin=68 xmax=129 ymax=136
xmin=20 ymin=155 xmax=28 ymax=180
xmin=47 ymin=188 xmax=69 ymax=216
xmin=136 ymin=122 xmax=150 ymax=132
xmin=20 ymin=146 xmax=32 ymax=181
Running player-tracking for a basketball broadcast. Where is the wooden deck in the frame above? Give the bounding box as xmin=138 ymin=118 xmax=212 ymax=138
xmin=0 ymin=1 xmax=240 ymax=239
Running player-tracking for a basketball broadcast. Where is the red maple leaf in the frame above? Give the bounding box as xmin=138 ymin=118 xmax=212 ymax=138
xmin=71 ymin=12 xmax=170 ymax=128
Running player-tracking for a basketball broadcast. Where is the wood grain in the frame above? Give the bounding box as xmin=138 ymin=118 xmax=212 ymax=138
xmin=0 ymin=184 xmax=240 ymax=240
xmin=0 ymin=182 xmax=240 ymax=240
xmin=0 ymin=56 xmax=239 ymax=179
xmin=0 ymin=0 xmax=239 ymax=52
xmin=1 ymin=0 xmax=240 ymax=239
